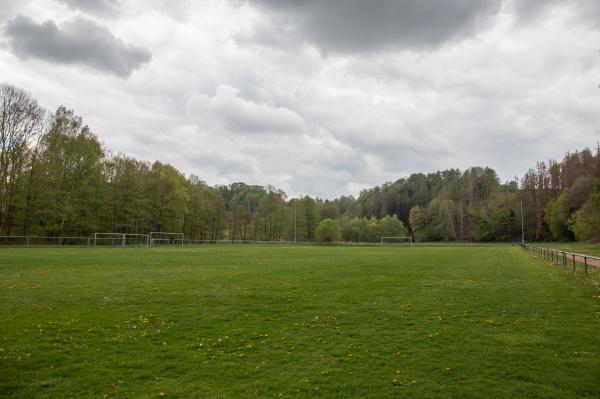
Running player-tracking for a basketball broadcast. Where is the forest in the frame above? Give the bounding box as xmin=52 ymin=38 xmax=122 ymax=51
xmin=1 ymin=83 xmax=599 ymax=243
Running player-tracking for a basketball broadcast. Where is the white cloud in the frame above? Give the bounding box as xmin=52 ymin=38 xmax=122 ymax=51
xmin=0 ymin=0 xmax=598 ymax=198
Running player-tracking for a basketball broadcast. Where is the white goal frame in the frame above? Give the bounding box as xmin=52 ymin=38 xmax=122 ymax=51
xmin=124 ymin=233 xmax=150 ymax=247
xmin=380 ymin=236 xmax=413 ymax=247
xmin=149 ymin=232 xmax=184 ymax=247
xmin=91 ymin=232 xmax=126 ymax=247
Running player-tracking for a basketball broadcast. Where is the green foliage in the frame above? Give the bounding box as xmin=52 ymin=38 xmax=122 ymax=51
xmin=339 ymin=215 xmax=407 ymax=242
xmin=544 ymin=192 xmax=573 ymax=241
xmin=319 ymin=201 xmax=339 ymax=220
xmin=302 ymin=196 xmax=319 ymax=240
xmin=339 ymin=216 xmax=369 ymax=242
xmin=315 ymin=218 xmax=342 ymax=243
xmin=29 ymin=106 xmax=105 ymax=236
xmin=184 ymin=177 xmax=226 ymax=241
xmin=255 ymin=189 xmax=288 ymax=241
xmin=2 ymin=83 xmax=600 ymax=244
xmin=372 ymin=215 xmax=408 ymax=239
xmin=571 ymin=180 xmax=600 ymax=242
xmin=147 ymin=161 xmax=189 ymax=232
xmin=408 ymin=206 xmax=426 ymax=240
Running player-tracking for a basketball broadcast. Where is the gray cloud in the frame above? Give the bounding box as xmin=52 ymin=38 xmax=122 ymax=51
xmin=243 ymin=0 xmax=502 ymax=53
xmin=1 ymin=1 xmax=599 ymax=198
xmin=185 ymin=85 xmax=307 ymax=136
xmin=56 ymin=0 xmax=120 ymax=17
xmin=4 ymin=15 xmax=151 ymax=77
xmin=511 ymin=0 xmax=600 ymax=24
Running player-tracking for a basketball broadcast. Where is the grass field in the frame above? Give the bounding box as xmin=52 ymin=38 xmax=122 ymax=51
xmin=1 ymin=245 xmax=600 ymax=398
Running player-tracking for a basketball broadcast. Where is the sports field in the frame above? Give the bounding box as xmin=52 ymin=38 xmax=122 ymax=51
xmin=1 ymin=245 xmax=599 ymax=398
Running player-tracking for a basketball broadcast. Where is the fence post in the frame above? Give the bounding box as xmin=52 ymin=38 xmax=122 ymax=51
xmin=563 ymin=252 xmax=566 ymax=268
xmin=572 ymin=254 xmax=575 ymax=269
xmin=557 ymin=251 xmax=560 ymax=266
xmin=572 ymin=253 xmax=575 ymax=273
xmin=556 ymin=251 xmax=559 ymax=266
xmin=584 ymin=257 xmax=588 ymax=276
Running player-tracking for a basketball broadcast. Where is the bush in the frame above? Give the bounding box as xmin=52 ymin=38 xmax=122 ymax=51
xmin=571 ymin=180 xmax=600 ymax=242
xmin=315 ymin=219 xmax=342 ymax=244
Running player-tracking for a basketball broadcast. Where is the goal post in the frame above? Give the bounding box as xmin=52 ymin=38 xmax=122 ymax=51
xmin=91 ymin=233 xmax=126 ymax=247
xmin=380 ymin=236 xmax=413 ymax=247
xmin=90 ymin=233 xmax=151 ymax=247
xmin=149 ymin=232 xmax=184 ymax=247
xmin=123 ymin=233 xmax=150 ymax=247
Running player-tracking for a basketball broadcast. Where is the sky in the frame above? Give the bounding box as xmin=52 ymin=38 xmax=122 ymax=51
xmin=1 ymin=0 xmax=599 ymax=198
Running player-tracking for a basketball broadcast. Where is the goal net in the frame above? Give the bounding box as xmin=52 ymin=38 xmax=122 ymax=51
xmin=380 ymin=236 xmax=413 ymax=246
xmin=124 ymin=234 xmax=149 ymax=247
xmin=90 ymin=233 xmax=150 ymax=247
xmin=149 ymin=232 xmax=184 ymax=246
xmin=90 ymin=233 xmax=126 ymax=246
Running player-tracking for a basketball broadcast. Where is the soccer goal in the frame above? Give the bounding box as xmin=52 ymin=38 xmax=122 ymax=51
xmin=90 ymin=233 xmax=126 ymax=247
xmin=123 ymin=233 xmax=150 ymax=247
xmin=149 ymin=232 xmax=184 ymax=246
xmin=380 ymin=236 xmax=413 ymax=246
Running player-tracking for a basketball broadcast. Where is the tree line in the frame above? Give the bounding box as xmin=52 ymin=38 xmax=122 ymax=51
xmin=1 ymin=83 xmax=599 ymax=242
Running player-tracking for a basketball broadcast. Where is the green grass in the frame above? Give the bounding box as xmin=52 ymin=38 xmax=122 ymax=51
xmin=1 ymin=245 xmax=599 ymax=398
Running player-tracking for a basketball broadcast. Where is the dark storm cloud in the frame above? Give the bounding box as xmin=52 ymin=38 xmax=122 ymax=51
xmin=4 ymin=15 xmax=151 ymax=77
xmin=56 ymin=0 xmax=120 ymax=17
xmin=511 ymin=0 xmax=600 ymax=25
xmin=244 ymin=0 xmax=502 ymax=52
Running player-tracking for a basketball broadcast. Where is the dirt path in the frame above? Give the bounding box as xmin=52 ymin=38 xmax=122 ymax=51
xmin=546 ymin=248 xmax=600 ymax=269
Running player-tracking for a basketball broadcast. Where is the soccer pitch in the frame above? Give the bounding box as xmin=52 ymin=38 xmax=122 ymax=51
xmin=1 ymin=246 xmax=599 ymax=398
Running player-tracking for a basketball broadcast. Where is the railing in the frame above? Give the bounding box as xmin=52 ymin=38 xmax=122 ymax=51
xmin=0 ymin=235 xmax=91 ymax=246
xmin=0 ymin=236 xmax=418 ymax=247
xmin=518 ymin=243 xmax=600 ymax=276
xmin=0 ymin=235 xmax=538 ymax=249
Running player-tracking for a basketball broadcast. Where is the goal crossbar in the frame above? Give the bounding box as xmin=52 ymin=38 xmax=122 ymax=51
xmin=91 ymin=233 xmax=150 ymax=247
xmin=149 ymin=232 xmax=184 ymax=246
xmin=91 ymin=232 xmax=126 ymax=247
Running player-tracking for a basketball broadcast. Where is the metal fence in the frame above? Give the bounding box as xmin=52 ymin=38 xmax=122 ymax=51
xmin=0 ymin=235 xmax=527 ymax=248
xmin=518 ymin=243 xmax=600 ymax=277
xmin=0 ymin=235 xmax=91 ymax=246
xmin=0 ymin=235 xmax=420 ymax=248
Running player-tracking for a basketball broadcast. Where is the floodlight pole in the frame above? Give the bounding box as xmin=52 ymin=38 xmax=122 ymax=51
xmin=520 ymin=190 xmax=525 ymax=244
xmin=294 ymin=200 xmax=297 ymax=244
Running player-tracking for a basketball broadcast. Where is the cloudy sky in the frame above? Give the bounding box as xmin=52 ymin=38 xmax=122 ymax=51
xmin=1 ymin=0 xmax=599 ymax=198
